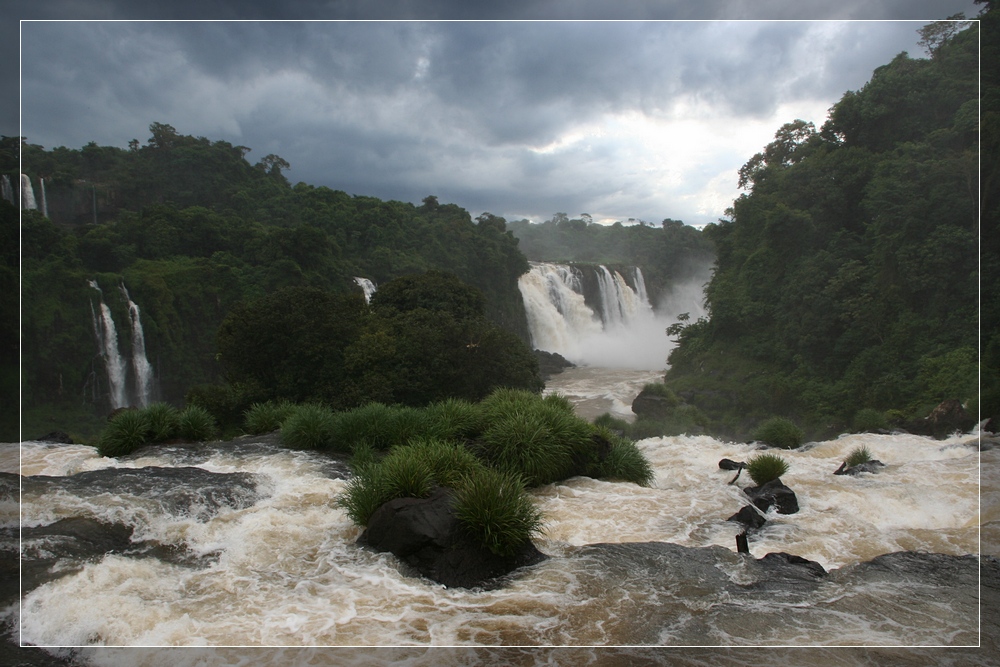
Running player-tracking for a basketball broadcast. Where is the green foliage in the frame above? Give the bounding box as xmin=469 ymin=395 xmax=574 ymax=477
xmin=337 ymin=446 xmax=436 ymax=526
xmin=280 ymin=404 xmax=337 ymax=451
xmin=452 ymin=468 xmax=545 ymax=557
xmin=244 ymin=400 xmax=297 ymax=435
xmin=177 ymin=405 xmax=217 ymax=441
xmin=746 ymin=453 xmax=790 ymax=486
xmin=96 ymin=410 xmax=150 ymax=457
xmin=401 ymin=437 xmax=487 ymax=489
xmin=752 ymin=417 xmax=804 ymax=449
xmin=142 ymin=402 xmax=179 ymax=442
xmin=845 ymin=445 xmax=874 ymax=468
xmin=593 ymin=412 xmax=630 ymax=433
xmin=592 ymin=430 xmax=656 ymax=487
xmin=661 ymin=17 xmax=984 ymax=439
xmin=423 ymin=398 xmax=487 ymax=441
xmin=480 ymin=402 xmax=594 ymax=488
xmin=852 ymin=408 xmax=888 ymax=433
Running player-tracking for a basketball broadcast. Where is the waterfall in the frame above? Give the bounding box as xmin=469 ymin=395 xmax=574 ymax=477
xmin=354 ymin=277 xmax=377 ymax=303
xmin=39 ymin=177 xmax=48 ymax=217
xmin=0 ymin=175 xmax=12 ymax=204
xmin=121 ymin=284 xmax=154 ymax=407
xmin=519 ymin=262 xmax=698 ymax=370
xmin=88 ymin=281 xmax=128 ymax=409
xmin=21 ymin=174 xmax=37 ymax=210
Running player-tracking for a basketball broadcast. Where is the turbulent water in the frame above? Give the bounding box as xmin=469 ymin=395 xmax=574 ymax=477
xmin=4 ymin=369 xmax=992 ymax=662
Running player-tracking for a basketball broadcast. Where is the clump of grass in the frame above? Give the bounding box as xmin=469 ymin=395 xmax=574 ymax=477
xmin=592 ymin=429 xmax=655 ymax=487
xmin=280 ymin=404 xmax=337 ymax=450
xmin=746 ymin=452 xmax=790 ymax=486
xmin=177 ymin=405 xmax=217 ymax=442
xmin=593 ymin=412 xmax=630 ymax=433
xmin=143 ymin=402 xmax=179 ymax=442
xmin=244 ymin=400 xmax=296 ymax=434
xmin=481 ymin=403 xmax=598 ymax=487
xmin=541 ymin=393 xmax=575 ymax=415
xmin=752 ymin=417 xmax=804 ymax=449
xmin=330 ymin=402 xmax=402 ymax=452
xmin=424 ymin=398 xmax=486 ymax=441
xmin=405 ymin=437 xmax=487 ymax=489
xmin=338 ymin=446 xmax=436 ymax=526
xmin=452 ymin=468 xmax=544 ymax=557
xmin=479 ymin=387 xmax=545 ymax=422
xmin=844 ymin=445 xmax=874 ymax=468
xmin=96 ymin=410 xmax=150 ymax=457
xmin=851 ymin=408 xmax=888 ymax=433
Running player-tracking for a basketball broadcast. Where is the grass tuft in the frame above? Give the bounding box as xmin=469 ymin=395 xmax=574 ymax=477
xmin=177 ymin=405 xmax=217 ymax=441
xmin=244 ymin=400 xmax=296 ymax=435
xmin=845 ymin=445 xmax=874 ymax=468
xmin=281 ymin=404 xmax=337 ymax=450
xmin=96 ymin=410 xmax=150 ymax=457
xmin=452 ymin=468 xmax=544 ymax=557
xmin=593 ymin=430 xmax=655 ymax=487
xmin=746 ymin=452 xmax=790 ymax=486
xmin=142 ymin=402 xmax=179 ymax=442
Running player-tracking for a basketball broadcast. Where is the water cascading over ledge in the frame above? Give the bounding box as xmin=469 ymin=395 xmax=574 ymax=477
xmin=518 ymin=262 xmax=704 ymax=370
xmin=87 ymin=280 xmax=156 ymax=411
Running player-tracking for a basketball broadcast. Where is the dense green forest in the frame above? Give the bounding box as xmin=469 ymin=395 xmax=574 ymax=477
xmin=11 ymin=124 xmax=543 ymax=439
xmin=660 ymin=11 xmax=990 ymax=439
xmin=507 ymin=214 xmax=715 ymax=304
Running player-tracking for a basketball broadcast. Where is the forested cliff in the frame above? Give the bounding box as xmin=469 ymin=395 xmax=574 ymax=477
xmin=663 ymin=12 xmax=990 ymax=438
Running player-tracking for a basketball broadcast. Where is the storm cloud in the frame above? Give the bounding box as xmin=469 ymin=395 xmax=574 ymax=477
xmin=12 ymin=1 xmax=981 ymax=226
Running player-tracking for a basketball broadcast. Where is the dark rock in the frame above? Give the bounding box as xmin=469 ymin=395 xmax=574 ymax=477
xmin=744 ymin=478 xmax=799 ymax=515
xmin=35 ymin=431 xmax=73 ymax=444
xmin=630 ymin=388 xmax=676 ymax=421
xmin=758 ymin=552 xmax=827 ymax=579
xmin=719 ymin=458 xmax=746 ymax=471
xmin=534 ymin=349 xmax=575 ymax=381
xmin=728 ymin=504 xmax=767 ymax=529
xmin=834 ymin=460 xmax=886 ymax=475
xmin=359 ymin=487 xmax=547 ymax=589
xmin=985 ymin=416 xmax=998 ymax=434
xmin=907 ymin=399 xmax=977 ymax=439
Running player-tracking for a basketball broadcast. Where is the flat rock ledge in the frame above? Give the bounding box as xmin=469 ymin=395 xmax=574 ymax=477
xmin=358 ymin=487 xmax=547 ymax=589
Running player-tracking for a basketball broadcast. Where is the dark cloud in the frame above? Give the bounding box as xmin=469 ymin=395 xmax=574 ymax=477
xmin=9 ymin=2 xmax=982 ymax=226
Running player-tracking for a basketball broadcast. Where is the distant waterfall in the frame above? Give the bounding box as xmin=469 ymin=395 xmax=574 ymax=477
xmin=88 ymin=280 xmax=156 ymax=410
xmin=519 ymin=262 xmax=699 ymax=370
xmin=21 ymin=174 xmax=37 ymax=210
xmin=89 ymin=281 xmax=128 ymax=409
xmin=39 ymin=178 xmax=48 ymax=217
xmin=354 ymin=277 xmax=377 ymax=303
xmin=0 ymin=175 xmax=12 ymax=204
xmin=121 ymin=285 xmax=154 ymax=407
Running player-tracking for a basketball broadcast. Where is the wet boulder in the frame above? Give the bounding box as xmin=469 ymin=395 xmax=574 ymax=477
xmin=907 ymin=399 xmax=977 ymax=438
xmin=35 ymin=431 xmax=73 ymax=444
xmin=719 ymin=458 xmax=746 ymax=471
xmin=744 ymin=478 xmax=799 ymax=515
xmin=728 ymin=504 xmax=768 ymax=529
xmin=359 ymin=487 xmax=546 ymax=589
xmin=630 ymin=387 xmax=678 ymax=421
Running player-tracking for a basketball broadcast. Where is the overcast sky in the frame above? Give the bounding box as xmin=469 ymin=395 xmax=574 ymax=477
xmin=11 ymin=1 xmax=981 ymax=227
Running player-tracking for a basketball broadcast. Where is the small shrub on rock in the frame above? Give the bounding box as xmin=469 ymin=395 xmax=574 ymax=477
xmin=844 ymin=445 xmax=873 ymax=468
xmin=752 ymin=417 xmax=804 ymax=449
xmin=747 ymin=452 xmax=790 ymax=486
xmin=453 ymin=468 xmax=544 ymax=557
xmin=281 ymin=404 xmax=338 ymax=450
xmin=406 ymin=437 xmax=487 ymax=488
xmin=178 ymin=405 xmax=217 ymax=441
xmin=424 ymin=398 xmax=486 ymax=441
xmin=97 ymin=410 xmax=150 ymax=457
xmin=338 ymin=446 xmax=436 ymax=526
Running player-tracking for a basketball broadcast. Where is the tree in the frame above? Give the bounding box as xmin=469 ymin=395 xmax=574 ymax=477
xmin=917 ymin=14 xmax=970 ymax=56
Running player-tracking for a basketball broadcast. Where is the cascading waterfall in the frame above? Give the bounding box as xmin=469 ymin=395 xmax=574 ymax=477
xmin=519 ymin=262 xmax=691 ymax=369
xmin=354 ymin=277 xmax=377 ymax=303
xmin=21 ymin=173 xmax=37 ymax=210
xmin=39 ymin=177 xmax=48 ymax=217
xmin=0 ymin=175 xmax=12 ymax=204
xmin=88 ymin=280 xmax=128 ymax=409
xmin=87 ymin=280 xmax=156 ymax=409
xmin=121 ymin=284 xmax=154 ymax=407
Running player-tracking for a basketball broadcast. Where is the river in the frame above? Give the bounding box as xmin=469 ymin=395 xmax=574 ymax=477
xmin=2 ymin=367 xmax=995 ymax=665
